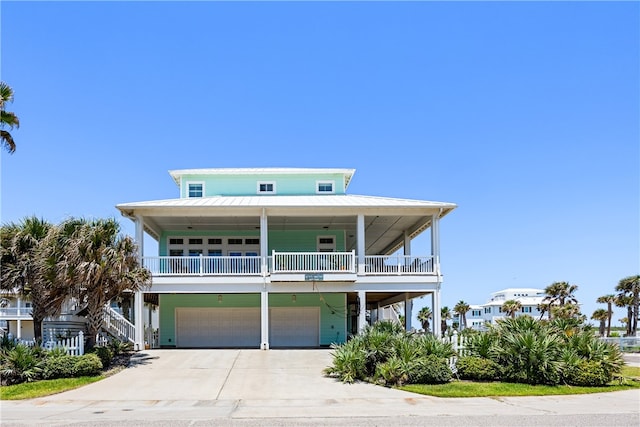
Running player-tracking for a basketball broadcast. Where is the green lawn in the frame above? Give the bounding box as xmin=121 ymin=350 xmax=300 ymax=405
xmin=398 ymin=366 xmax=640 ymax=398
xmin=0 ymin=376 xmax=104 ymax=400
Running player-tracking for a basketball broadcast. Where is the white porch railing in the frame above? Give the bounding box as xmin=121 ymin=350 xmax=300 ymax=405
xmin=364 ymin=255 xmax=434 ymax=274
xmin=141 ymin=252 xmax=437 ymax=277
xmin=102 ymin=305 xmax=136 ymax=344
xmin=0 ymin=307 xmax=33 ymax=318
xmin=441 ymin=330 xmax=469 ymax=373
xmin=144 ymin=255 xmax=262 ymax=276
xmin=272 ymin=251 xmax=356 ymax=273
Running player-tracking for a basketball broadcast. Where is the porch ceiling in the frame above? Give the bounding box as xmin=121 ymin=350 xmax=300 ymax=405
xmin=117 ymin=194 xmax=456 ymax=255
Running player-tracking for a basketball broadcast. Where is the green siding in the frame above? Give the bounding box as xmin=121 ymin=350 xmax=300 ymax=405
xmin=179 ymin=172 xmax=347 ymax=197
xmin=159 ymin=293 xmax=346 ymax=347
xmin=159 ymin=230 xmax=345 ymax=256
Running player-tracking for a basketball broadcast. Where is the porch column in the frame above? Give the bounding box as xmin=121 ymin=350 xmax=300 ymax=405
xmin=357 ymin=214 xmax=365 ymax=274
xmin=433 ymin=290 xmax=441 ymax=337
xmin=134 ymin=291 xmax=144 ymax=351
xmin=260 ymin=209 xmax=268 ymax=276
xmin=135 ymin=215 xmax=144 ymax=263
xmin=261 ymin=290 xmax=269 ymax=349
xmin=357 ymin=291 xmax=367 ymax=333
xmin=404 ymin=294 xmax=413 ymax=332
xmin=431 ymin=214 xmax=441 ymax=276
xmin=403 ymin=231 xmax=411 ymax=256
xmin=16 ymin=297 xmax=22 ymax=339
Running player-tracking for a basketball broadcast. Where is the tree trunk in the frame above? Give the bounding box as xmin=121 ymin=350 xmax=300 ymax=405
xmin=606 ymin=303 xmax=612 ymax=337
xmin=85 ymin=299 xmax=106 ymax=349
xmin=627 ymin=306 xmax=633 ymax=336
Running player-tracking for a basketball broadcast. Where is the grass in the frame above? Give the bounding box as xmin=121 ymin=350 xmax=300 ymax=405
xmin=0 ymin=376 xmax=104 ymax=400
xmin=398 ymin=366 xmax=640 ymax=398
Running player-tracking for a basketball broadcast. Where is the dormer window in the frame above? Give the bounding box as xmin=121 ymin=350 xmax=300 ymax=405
xmin=257 ymin=181 xmax=276 ymax=194
xmin=316 ymin=181 xmax=334 ymax=194
xmin=187 ymin=182 xmax=204 ymax=198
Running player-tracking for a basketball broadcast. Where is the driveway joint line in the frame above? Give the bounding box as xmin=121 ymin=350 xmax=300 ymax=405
xmin=215 ymin=349 xmax=240 ymax=400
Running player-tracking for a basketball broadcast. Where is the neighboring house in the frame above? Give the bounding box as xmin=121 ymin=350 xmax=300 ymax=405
xmin=454 ymin=288 xmax=548 ymax=330
xmin=116 ymin=168 xmax=456 ymax=349
xmin=0 ymin=292 xmax=34 ymax=340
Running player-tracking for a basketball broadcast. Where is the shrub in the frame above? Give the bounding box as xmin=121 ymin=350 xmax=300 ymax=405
xmin=410 ymin=355 xmax=452 ymax=384
xmin=74 ymin=353 xmax=103 ymax=376
xmin=109 ymin=339 xmax=134 ymax=356
xmin=0 ymin=344 xmax=43 ymax=385
xmin=323 ymin=340 xmax=367 ymax=384
xmin=42 ymin=355 xmax=77 ymax=379
xmin=375 ymin=356 xmax=409 ymax=386
xmin=91 ymin=346 xmax=113 ymax=368
xmin=565 ymin=360 xmax=612 ymax=386
xmin=456 ymin=356 xmax=500 ymax=381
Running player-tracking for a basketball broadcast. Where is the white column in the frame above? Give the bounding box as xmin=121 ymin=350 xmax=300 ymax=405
xmin=403 ymin=231 xmax=411 ymax=256
xmin=357 ymin=291 xmax=367 ymax=333
xmin=433 ymin=290 xmax=441 ymax=337
xmin=134 ymin=291 xmax=144 ymax=350
xmin=135 ymin=215 xmax=145 ymax=263
xmin=261 ymin=290 xmax=269 ymax=350
xmin=431 ymin=214 xmax=441 ymax=276
xmin=16 ymin=297 xmax=22 ymax=339
xmin=357 ymin=214 xmax=365 ymax=274
xmin=260 ymin=210 xmax=268 ymax=276
xmin=404 ymin=294 xmax=413 ymax=332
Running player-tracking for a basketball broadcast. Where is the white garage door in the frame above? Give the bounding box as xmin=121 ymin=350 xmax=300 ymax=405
xmin=269 ymin=307 xmax=320 ymax=348
xmin=176 ymin=307 xmax=260 ymax=348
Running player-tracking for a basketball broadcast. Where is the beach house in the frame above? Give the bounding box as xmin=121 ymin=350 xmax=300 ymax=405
xmin=116 ymin=168 xmax=457 ymax=349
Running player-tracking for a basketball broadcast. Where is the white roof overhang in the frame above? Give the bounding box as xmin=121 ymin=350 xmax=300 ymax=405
xmin=116 ymin=194 xmax=457 ymax=255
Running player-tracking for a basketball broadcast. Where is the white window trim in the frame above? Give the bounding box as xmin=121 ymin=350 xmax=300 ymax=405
xmin=257 ymin=181 xmax=276 ymax=194
xmin=317 ymin=235 xmax=336 ymax=252
xmin=316 ymin=180 xmax=335 ymax=194
xmin=186 ymin=181 xmax=205 ymax=198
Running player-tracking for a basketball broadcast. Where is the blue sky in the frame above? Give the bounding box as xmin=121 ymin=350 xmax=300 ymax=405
xmin=1 ymin=1 xmax=638 ymax=326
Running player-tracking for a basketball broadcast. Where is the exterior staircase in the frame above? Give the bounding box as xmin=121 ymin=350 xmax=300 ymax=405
xmin=101 ymin=305 xmax=136 ymax=344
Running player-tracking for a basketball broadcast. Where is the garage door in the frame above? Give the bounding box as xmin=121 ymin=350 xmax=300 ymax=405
xmin=269 ymin=307 xmax=320 ymax=348
xmin=176 ymin=307 xmax=260 ymax=348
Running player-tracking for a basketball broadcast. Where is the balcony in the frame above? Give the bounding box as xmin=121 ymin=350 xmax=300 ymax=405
xmin=143 ymin=252 xmax=437 ymax=278
xmin=0 ymin=307 xmax=33 ymax=320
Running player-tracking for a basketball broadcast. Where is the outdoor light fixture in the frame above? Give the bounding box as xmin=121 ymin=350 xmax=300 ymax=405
xmin=218 ymin=294 xmax=223 ymax=303
xmin=292 ymin=294 xmax=297 ymax=303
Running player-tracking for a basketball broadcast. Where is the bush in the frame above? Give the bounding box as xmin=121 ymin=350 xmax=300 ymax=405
xmin=74 ymin=353 xmax=103 ymax=376
xmin=91 ymin=346 xmax=113 ymax=368
xmin=565 ymin=360 xmax=612 ymax=386
xmin=410 ymin=355 xmax=452 ymax=384
xmin=0 ymin=344 xmax=43 ymax=385
xmin=456 ymin=356 xmax=501 ymax=381
xmin=42 ymin=355 xmax=77 ymax=379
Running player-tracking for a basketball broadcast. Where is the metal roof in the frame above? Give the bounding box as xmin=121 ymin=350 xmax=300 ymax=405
xmin=168 ymin=168 xmax=356 ymax=189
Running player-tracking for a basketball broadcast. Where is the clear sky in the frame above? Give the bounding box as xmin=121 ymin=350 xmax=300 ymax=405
xmin=1 ymin=1 xmax=638 ymax=327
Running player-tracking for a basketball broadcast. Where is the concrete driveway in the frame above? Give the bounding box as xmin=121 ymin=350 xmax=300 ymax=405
xmin=2 ymin=349 xmax=639 ymax=426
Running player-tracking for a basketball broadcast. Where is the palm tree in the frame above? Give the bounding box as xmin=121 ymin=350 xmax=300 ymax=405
xmin=417 ymin=306 xmax=432 ymax=332
xmin=596 ymin=294 xmax=616 ymax=337
xmin=615 ymin=275 xmax=639 ymax=336
xmin=453 ymin=300 xmax=470 ymax=330
xmin=0 ymin=217 xmax=67 ymax=341
xmin=501 ymin=299 xmax=522 ymax=319
xmin=440 ymin=306 xmax=452 ymax=336
xmin=591 ymin=309 xmax=608 ymax=336
xmin=542 ymin=281 xmax=579 ymax=320
xmin=615 ymin=294 xmax=633 ymax=336
xmin=57 ymin=218 xmax=151 ymax=348
xmin=0 ymin=81 xmax=20 ymax=153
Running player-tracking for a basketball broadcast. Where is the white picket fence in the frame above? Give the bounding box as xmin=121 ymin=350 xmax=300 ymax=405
xmin=43 ymin=331 xmax=85 ymax=355
xmin=441 ymin=330 xmax=469 ymax=373
xmin=14 ymin=330 xmax=85 ymax=356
